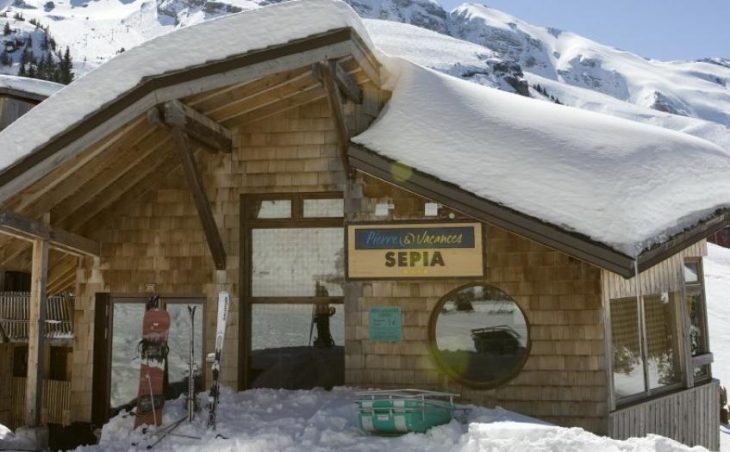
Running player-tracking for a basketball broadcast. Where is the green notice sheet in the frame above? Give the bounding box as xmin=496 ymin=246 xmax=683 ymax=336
xmin=368 ymin=306 xmax=402 ymax=341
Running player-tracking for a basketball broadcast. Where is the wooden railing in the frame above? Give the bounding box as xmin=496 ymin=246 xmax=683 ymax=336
xmin=10 ymin=377 xmax=72 ymax=428
xmin=0 ymin=293 xmax=73 ymax=341
xmin=609 ymin=380 xmax=720 ymax=450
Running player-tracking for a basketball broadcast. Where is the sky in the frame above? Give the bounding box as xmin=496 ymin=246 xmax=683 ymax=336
xmin=438 ymin=0 xmax=730 ymax=61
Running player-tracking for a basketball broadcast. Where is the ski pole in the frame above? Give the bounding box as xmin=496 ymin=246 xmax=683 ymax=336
xmin=146 ymin=372 xmax=157 ymax=426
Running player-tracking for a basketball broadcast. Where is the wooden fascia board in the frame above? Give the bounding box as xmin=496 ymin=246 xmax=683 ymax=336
xmin=163 ymin=100 xmax=232 ymax=152
xmin=348 ymin=144 xmax=636 ymax=277
xmin=0 ymin=88 xmax=48 ymax=104
xmin=0 ymin=209 xmax=100 ymax=257
xmin=0 ymin=28 xmax=367 ymax=204
xmin=636 ymin=212 xmax=729 ymax=272
xmin=170 ymin=127 xmax=227 ymax=270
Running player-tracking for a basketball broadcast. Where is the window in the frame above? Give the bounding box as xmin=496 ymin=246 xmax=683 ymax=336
xmin=108 ymin=296 xmax=205 ymax=413
xmin=684 ymin=258 xmax=712 ymax=382
xmin=428 ymin=283 xmax=529 ymax=388
xmin=242 ymin=193 xmax=345 ymax=390
xmin=610 ymin=292 xmax=682 ymax=401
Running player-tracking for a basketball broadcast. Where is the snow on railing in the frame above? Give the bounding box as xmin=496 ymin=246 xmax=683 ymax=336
xmin=0 ymin=292 xmax=74 ymax=341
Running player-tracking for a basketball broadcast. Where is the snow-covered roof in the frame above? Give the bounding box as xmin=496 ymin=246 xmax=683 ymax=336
xmin=0 ymin=0 xmax=727 ymax=268
xmin=0 ymin=75 xmax=63 ymax=99
xmin=352 ymin=59 xmax=730 ymax=257
xmin=0 ymin=0 xmax=371 ymax=173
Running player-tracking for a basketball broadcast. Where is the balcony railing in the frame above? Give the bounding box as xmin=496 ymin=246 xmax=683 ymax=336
xmin=0 ymin=292 xmax=74 ymax=343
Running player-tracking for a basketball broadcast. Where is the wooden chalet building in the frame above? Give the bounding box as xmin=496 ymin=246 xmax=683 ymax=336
xmin=0 ymin=1 xmax=726 ymax=449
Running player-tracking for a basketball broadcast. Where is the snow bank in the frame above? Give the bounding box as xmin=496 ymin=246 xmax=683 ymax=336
xmin=0 ymin=74 xmax=63 ymax=98
xmin=0 ymin=0 xmax=372 ymax=173
xmin=352 ymin=58 xmax=730 ymax=257
xmin=80 ymin=387 xmax=707 ymax=452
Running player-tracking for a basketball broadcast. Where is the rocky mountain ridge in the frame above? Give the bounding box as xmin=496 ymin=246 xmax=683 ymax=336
xmin=0 ymin=0 xmax=727 ymax=147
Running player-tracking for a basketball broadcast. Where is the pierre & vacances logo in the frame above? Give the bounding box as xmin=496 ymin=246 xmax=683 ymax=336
xmin=354 ymin=226 xmax=475 ymax=268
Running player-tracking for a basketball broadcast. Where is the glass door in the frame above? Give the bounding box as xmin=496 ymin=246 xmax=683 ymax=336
xmin=108 ymin=295 xmax=204 ymax=416
xmin=241 ymin=193 xmax=345 ymax=390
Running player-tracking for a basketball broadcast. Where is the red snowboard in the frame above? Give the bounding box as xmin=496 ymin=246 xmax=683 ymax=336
xmin=134 ymin=299 xmax=170 ymax=429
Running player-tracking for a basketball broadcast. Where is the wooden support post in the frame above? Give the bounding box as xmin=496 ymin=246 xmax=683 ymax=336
xmin=170 ymin=127 xmax=227 ymax=270
xmin=25 ymin=238 xmax=49 ymax=427
xmin=319 ymin=61 xmax=352 ymax=177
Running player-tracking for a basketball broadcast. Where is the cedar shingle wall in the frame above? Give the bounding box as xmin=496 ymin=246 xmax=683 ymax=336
xmin=346 ymin=177 xmax=607 ymax=433
xmin=68 ymin=90 xmax=381 ymax=422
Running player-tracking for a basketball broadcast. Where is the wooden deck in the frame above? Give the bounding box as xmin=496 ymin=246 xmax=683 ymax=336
xmin=609 ymin=380 xmax=720 ymax=450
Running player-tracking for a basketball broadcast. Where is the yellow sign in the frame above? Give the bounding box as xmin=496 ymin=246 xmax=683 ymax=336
xmin=347 ymin=222 xmax=483 ymax=279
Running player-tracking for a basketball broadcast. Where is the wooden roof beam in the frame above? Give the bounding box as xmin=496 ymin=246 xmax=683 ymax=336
xmin=162 ymin=100 xmax=232 ymax=153
xmin=170 ymin=127 xmax=227 ymax=270
xmin=0 ymin=209 xmax=100 ymax=257
xmin=313 ymin=59 xmax=362 ymax=104
xmin=318 ymin=60 xmax=352 ymax=177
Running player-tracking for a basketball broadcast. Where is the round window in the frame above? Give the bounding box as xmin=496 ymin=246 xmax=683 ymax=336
xmin=428 ymin=283 xmax=530 ymax=388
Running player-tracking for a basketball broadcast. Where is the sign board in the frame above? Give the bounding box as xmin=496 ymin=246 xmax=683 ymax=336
xmin=347 ymin=222 xmax=483 ymax=279
xmin=368 ymin=306 xmax=402 ymax=341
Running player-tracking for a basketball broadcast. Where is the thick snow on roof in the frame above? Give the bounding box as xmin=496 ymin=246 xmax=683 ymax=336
xmin=353 ymin=58 xmax=730 ymax=257
xmin=0 ymin=75 xmax=63 ymax=98
xmin=0 ymin=0 xmax=728 ymax=259
xmin=0 ymin=0 xmax=370 ymax=172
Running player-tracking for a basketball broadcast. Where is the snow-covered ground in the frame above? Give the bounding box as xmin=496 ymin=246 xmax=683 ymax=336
xmin=81 ymin=387 xmax=708 ymax=452
xmin=76 ymin=243 xmax=728 ymax=451
xmin=705 ymin=244 xmax=730 ymax=452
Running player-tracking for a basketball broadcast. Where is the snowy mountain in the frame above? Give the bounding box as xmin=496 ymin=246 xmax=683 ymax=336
xmin=0 ymin=0 xmax=727 ymax=149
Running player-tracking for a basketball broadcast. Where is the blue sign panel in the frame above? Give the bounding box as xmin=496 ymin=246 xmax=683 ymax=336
xmin=354 ymin=227 xmax=475 ymax=250
xmin=368 ymin=307 xmax=402 ymax=342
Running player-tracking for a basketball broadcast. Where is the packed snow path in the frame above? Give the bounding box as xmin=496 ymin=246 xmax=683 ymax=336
xmin=83 ymin=387 xmax=707 ymax=451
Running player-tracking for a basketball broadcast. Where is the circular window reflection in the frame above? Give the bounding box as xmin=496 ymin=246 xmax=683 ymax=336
xmin=429 ymin=284 xmax=530 ymax=388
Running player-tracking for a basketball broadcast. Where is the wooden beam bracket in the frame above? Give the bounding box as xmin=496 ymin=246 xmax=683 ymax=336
xmin=163 ymin=100 xmax=233 ymax=153
xmin=0 ymin=209 xmax=100 ymax=257
xmin=170 ymin=127 xmax=227 ymax=270
xmin=312 ymin=59 xmax=362 ymax=104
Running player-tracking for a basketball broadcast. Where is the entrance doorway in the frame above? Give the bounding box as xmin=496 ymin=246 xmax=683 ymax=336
xmin=240 ymin=193 xmax=345 ymax=390
xmin=92 ymin=294 xmax=205 ymax=423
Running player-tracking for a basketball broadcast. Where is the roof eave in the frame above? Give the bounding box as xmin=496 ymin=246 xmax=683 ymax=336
xmin=0 ymin=26 xmax=378 ymax=205
xmin=636 ymin=211 xmax=728 ymax=272
xmin=349 ymin=143 xmax=637 ymax=277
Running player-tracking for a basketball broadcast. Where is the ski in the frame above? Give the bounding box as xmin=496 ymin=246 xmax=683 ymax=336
xmin=207 ymin=291 xmax=230 ymax=429
xmin=187 ymin=305 xmax=197 ymax=422
xmin=134 ymin=295 xmax=171 ymax=429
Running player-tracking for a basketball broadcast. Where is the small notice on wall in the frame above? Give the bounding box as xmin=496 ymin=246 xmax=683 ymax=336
xmin=347 ymin=222 xmax=483 ymax=279
xmin=369 ymin=307 xmax=402 ymax=341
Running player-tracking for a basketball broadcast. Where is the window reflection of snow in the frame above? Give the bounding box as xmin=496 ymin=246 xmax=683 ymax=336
xmin=252 ymin=304 xmax=344 ymax=350
xmin=166 ymin=304 xmax=203 ymax=390
xmin=256 ymin=200 xmax=291 ymax=219
xmin=432 ymin=285 xmax=529 ymax=386
xmin=252 ymin=228 xmax=344 ymax=297
xmin=110 ymin=303 xmax=145 ymax=409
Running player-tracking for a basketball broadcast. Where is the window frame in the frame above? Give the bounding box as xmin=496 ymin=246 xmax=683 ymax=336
xmin=426 ymin=282 xmax=531 ymax=389
xmin=239 ymin=192 xmax=345 ymax=390
xmin=105 ymin=294 xmax=207 ymax=414
xmin=610 ymin=292 xmax=685 ymax=406
xmin=682 ymin=257 xmax=713 ymax=384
